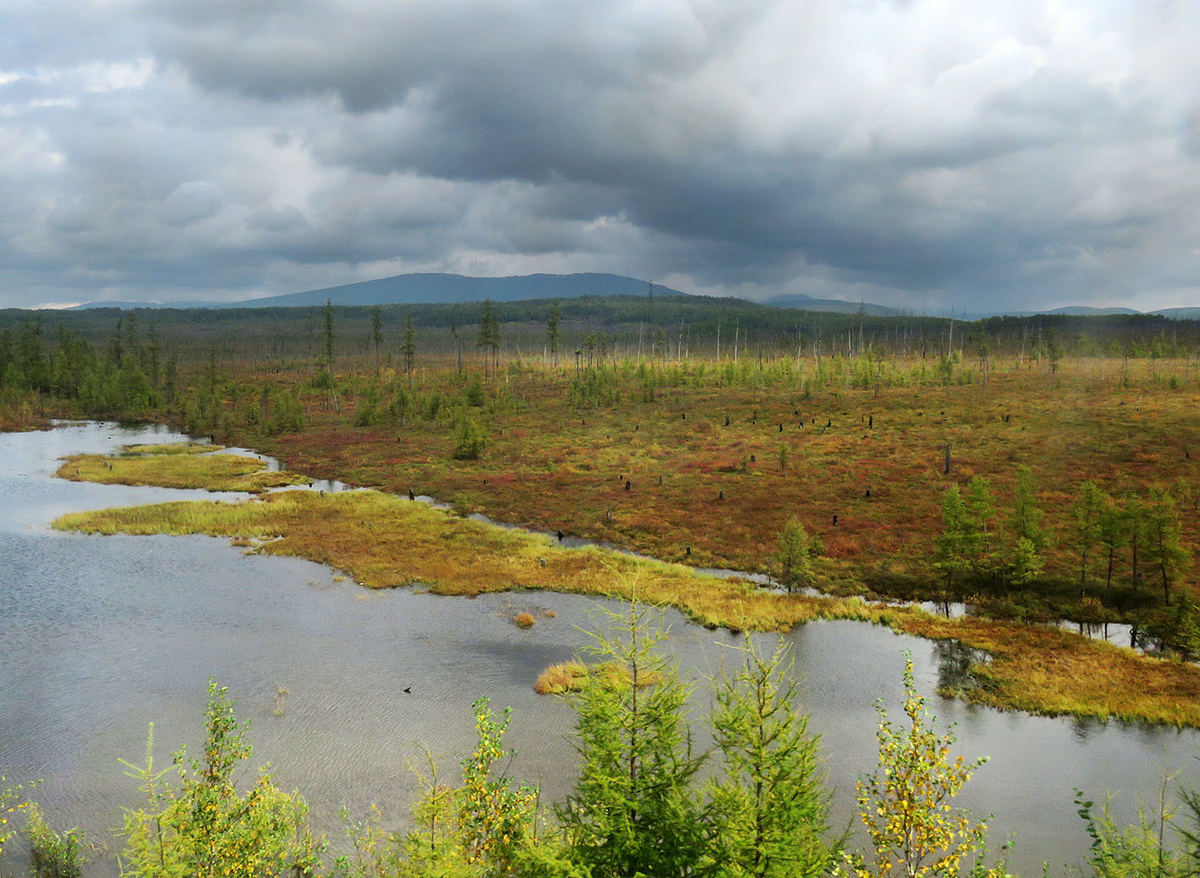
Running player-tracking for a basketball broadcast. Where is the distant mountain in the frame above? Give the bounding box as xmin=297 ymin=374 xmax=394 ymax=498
xmin=228 ymin=272 xmax=682 ymax=308
xmin=69 ymin=299 xmax=216 ymax=310
xmin=1043 ymin=305 xmax=1141 ymax=316
xmin=1152 ymin=307 xmax=1200 ymax=320
xmin=762 ymin=294 xmax=903 ymax=316
xmin=65 ymin=273 xmax=681 ymax=311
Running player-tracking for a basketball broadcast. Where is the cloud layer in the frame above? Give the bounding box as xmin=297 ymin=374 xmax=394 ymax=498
xmin=2 ymin=0 xmax=1197 ymax=311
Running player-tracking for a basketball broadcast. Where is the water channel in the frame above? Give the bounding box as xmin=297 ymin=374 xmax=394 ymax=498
xmin=0 ymin=421 xmax=1196 ymax=875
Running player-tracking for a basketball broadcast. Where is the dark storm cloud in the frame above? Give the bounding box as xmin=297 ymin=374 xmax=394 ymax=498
xmin=1 ymin=0 xmax=1198 ymax=310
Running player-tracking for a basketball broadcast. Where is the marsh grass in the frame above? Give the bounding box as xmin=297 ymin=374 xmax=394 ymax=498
xmin=52 ymin=485 xmax=1200 ymax=726
xmin=119 ymin=442 xmax=224 ymax=456
xmin=56 ymin=446 xmax=309 ymax=493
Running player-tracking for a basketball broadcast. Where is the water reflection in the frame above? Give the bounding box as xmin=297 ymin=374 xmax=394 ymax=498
xmin=933 ymin=639 xmax=992 ymax=694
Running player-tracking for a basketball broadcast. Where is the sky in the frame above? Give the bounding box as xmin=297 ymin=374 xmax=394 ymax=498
xmin=1 ymin=0 xmax=1198 ymax=313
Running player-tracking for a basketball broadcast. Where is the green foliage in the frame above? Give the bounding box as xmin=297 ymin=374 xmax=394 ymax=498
xmin=402 ymin=315 xmax=417 ymax=377
xmin=452 ymin=419 xmax=486 ymax=460
xmin=707 ymin=638 xmax=836 ymax=878
xmin=1143 ymin=486 xmax=1189 ymax=606
xmin=1073 ymin=481 xmax=1106 ymax=596
xmin=0 ymin=773 xmax=37 ymax=856
xmin=465 ymin=379 xmax=485 ymax=407
xmin=1075 ymin=777 xmax=1200 ymax=878
xmin=118 ymin=683 xmax=324 ymax=878
xmin=1144 ymin=593 xmax=1200 ymax=661
xmin=934 ymin=485 xmax=974 ymax=595
xmin=547 ymin=301 xmax=561 ymax=360
xmin=477 ymin=300 xmax=501 ymax=376
xmin=324 ymin=299 xmax=336 ymax=368
xmin=556 ymin=599 xmax=705 ymax=878
xmin=25 ymin=802 xmax=85 ymax=878
xmin=332 ymin=702 xmax=547 ymax=878
xmin=773 ymin=517 xmax=819 ymax=594
xmin=1008 ymin=537 xmax=1044 ymax=589
xmin=356 ymin=384 xmax=382 ymax=426
xmin=1009 ymin=466 xmax=1045 ymax=552
xmin=965 ymin=478 xmax=998 ymax=579
xmin=454 ymin=699 xmax=539 ymax=874
xmin=842 ymin=653 xmax=1005 ymax=878
xmin=569 ymin=367 xmax=621 ymax=408
xmin=267 ymin=390 xmax=306 ymax=435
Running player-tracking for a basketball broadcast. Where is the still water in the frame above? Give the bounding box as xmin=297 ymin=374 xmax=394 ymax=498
xmin=1 ymin=422 xmax=1196 ymax=875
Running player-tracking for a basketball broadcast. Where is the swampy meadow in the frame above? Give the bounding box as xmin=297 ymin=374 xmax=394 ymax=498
xmin=3 ymin=298 xmax=1200 ymax=876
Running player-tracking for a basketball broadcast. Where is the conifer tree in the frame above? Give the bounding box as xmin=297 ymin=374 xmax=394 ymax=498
xmin=1072 ymin=481 xmax=1105 ymax=598
xmin=371 ymin=305 xmax=383 ymax=375
xmin=707 ymin=639 xmax=835 ymax=878
xmin=773 ymin=518 xmax=818 ymax=594
xmin=477 ymin=300 xmax=500 ymax=378
xmin=557 ymin=599 xmax=704 ymax=877
xmin=934 ymin=485 xmax=973 ymax=596
xmin=965 ymin=477 xmax=998 ymax=582
xmin=1009 ymin=465 xmax=1045 ymax=551
xmin=547 ymin=300 xmax=561 ymax=368
xmin=402 ymin=315 xmax=416 ymax=384
xmin=1144 ymin=486 xmax=1188 ymax=606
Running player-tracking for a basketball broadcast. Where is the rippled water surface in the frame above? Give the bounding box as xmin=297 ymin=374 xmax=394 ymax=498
xmin=1 ymin=422 xmax=1197 ymax=875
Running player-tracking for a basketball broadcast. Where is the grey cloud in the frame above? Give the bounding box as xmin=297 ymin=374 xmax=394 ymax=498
xmin=1 ymin=0 xmax=1198 ymax=311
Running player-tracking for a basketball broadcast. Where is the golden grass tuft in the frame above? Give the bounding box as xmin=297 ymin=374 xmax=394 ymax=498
xmin=514 ymin=612 xmax=536 ymax=629
xmin=533 ymin=660 xmax=588 ymax=694
xmin=533 ymin=660 xmax=661 ymax=695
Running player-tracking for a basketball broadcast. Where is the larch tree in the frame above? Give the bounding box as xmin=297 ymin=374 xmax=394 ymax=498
xmin=1071 ymin=481 xmax=1105 ymax=598
xmin=706 ymin=639 xmax=836 ymax=878
xmin=1143 ymin=486 xmax=1188 ymax=606
xmin=401 ymin=314 xmax=416 ymax=385
xmin=934 ymin=485 xmax=974 ymax=597
xmin=547 ymin=300 xmax=561 ymax=368
xmin=1009 ymin=465 xmax=1045 ymax=551
xmin=772 ymin=518 xmax=818 ymax=594
xmin=556 ymin=598 xmax=704 ymax=878
xmin=371 ymin=305 xmax=383 ymax=375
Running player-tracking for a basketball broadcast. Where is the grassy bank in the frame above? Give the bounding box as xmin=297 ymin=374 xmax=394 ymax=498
xmin=52 ymin=478 xmax=1200 ymax=727
xmin=56 ymin=442 xmax=311 ymax=493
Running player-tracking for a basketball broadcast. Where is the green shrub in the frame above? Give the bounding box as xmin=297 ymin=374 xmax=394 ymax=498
xmin=452 ymin=419 xmax=485 ymax=460
xmin=119 ymin=682 xmax=324 ymax=878
xmin=25 ymin=803 xmax=85 ymax=878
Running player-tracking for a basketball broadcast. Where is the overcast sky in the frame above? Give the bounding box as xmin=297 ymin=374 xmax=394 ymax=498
xmin=2 ymin=0 xmax=1197 ymax=313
